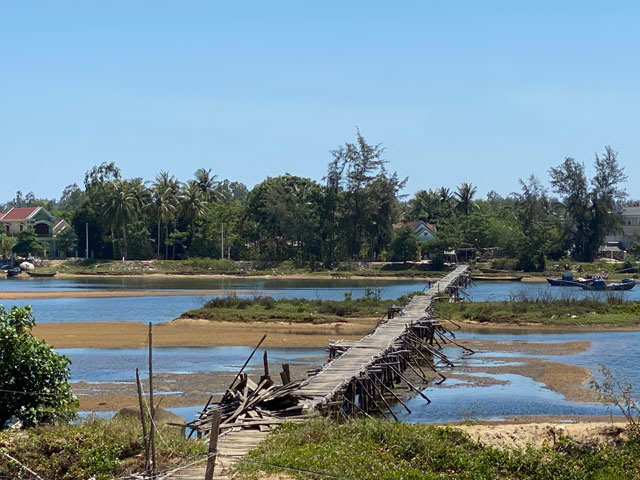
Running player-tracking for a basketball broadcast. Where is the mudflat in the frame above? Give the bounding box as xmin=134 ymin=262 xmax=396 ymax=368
xmin=33 ymin=318 xmax=378 ymax=348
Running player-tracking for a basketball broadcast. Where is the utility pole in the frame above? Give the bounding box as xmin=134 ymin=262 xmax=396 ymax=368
xmin=85 ymin=223 xmax=89 ymax=259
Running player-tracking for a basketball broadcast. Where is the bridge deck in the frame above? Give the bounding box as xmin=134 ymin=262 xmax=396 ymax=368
xmin=295 ymin=265 xmax=470 ymax=408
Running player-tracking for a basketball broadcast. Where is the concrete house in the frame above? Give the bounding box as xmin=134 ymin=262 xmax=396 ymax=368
xmin=0 ymin=207 xmax=75 ymax=257
xmin=605 ymin=206 xmax=640 ymax=250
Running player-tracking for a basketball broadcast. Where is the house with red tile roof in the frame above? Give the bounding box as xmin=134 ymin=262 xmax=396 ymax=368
xmin=0 ymin=207 xmax=75 ymax=257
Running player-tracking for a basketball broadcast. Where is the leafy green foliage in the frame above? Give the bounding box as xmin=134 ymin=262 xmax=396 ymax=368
xmin=239 ymin=418 xmax=640 ymax=479
xmin=55 ymin=227 xmax=77 ymax=258
xmin=182 ymin=292 xmax=420 ymax=323
xmin=390 ymin=226 xmax=420 ymax=262
xmin=549 ymin=147 xmax=627 ymax=262
xmin=11 ymin=230 xmax=44 ymax=257
xmin=436 ymin=294 xmax=640 ymax=327
xmin=0 ymin=306 xmax=77 ymax=427
xmin=0 ymin=416 xmax=206 ymax=480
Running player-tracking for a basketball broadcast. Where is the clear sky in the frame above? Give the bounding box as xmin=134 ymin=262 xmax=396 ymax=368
xmin=2 ymin=1 xmax=639 ymax=201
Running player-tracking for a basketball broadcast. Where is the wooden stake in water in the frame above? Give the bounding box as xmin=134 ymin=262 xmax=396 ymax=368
xmin=148 ymin=322 xmax=157 ymax=479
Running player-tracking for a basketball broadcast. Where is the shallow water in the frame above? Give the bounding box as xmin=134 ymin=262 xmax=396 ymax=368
xmin=466 ymin=281 xmax=640 ymax=302
xmin=396 ymin=331 xmax=640 ymax=423
xmin=62 ymin=346 xmax=326 ymax=382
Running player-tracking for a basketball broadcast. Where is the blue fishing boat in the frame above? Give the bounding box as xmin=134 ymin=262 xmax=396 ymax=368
xmin=546 ymin=273 xmax=594 ymax=287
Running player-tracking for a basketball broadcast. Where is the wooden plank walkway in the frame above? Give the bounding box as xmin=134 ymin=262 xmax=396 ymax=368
xmin=295 ymin=265 xmax=470 ymax=410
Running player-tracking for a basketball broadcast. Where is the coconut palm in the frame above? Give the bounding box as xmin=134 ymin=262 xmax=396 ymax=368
xmin=454 ymin=182 xmax=478 ymax=215
xmin=181 ymin=180 xmax=208 ymax=235
xmin=103 ymin=179 xmax=139 ymax=259
xmin=152 ymin=171 xmax=180 ymax=258
xmin=194 ymin=168 xmax=219 ymax=203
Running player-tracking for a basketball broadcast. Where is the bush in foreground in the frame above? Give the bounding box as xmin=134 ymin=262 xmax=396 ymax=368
xmin=238 ymin=418 xmax=640 ymax=479
xmin=0 ymin=305 xmax=77 ymax=427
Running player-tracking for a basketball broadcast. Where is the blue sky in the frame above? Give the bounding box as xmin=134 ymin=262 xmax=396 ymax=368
xmin=1 ymin=1 xmax=639 ymax=200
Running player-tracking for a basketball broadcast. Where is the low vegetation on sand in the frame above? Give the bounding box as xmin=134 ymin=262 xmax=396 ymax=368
xmin=0 ymin=415 xmax=205 ymax=480
xmin=238 ymin=418 xmax=640 ymax=480
xmin=43 ymin=258 xmax=446 ymax=277
xmin=180 ymin=291 xmax=420 ymax=323
xmin=436 ymin=293 xmax=640 ymax=327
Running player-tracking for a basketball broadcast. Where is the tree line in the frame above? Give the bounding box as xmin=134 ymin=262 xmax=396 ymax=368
xmin=1 ymin=133 xmax=631 ymax=269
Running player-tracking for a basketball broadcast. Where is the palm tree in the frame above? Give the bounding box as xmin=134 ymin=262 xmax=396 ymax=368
xmin=438 ymin=187 xmax=452 ymax=205
xmin=194 ymin=168 xmax=219 ymax=203
xmin=181 ymin=180 xmax=207 ymax=236
xmin=454 ymin=182 xmax=478 ymax=215
xmin=152 ymin=172 xmax=180 ymax=258
xmin=103 ymin=179 xmax=139 ymax=259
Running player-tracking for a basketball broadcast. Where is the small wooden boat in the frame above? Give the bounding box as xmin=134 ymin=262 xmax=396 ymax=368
xmin=581 ymin=279 xmax=636 ymax=291
xmin=6 ymin=267 xmax=22 ymax=277
xmin=479 ymin=268 xmax=513 ymax=274
xmin=26 ymin=271 xmax=57 ymax=278
xmin=470 ymin=275 xmax=523 ymax=282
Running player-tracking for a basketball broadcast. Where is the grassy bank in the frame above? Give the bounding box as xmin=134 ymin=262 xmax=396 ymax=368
xmin=180 ymin=292 xmax=419 ymax=323
xmin=0 ymin=415 xmax=205 ymax=480
xmin=238 ymin=418 xmax=640 ymax=480
xmin=37 ymin=258 xmax=446 ymax=277
xmin=437 ymin=295 xmax=640 ymax=327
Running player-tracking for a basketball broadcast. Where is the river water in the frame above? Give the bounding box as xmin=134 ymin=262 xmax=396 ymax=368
xmin=0 ymin=276 xmax=427 ymax=323
xmin=2 ymin=276 xmax=638 ymax=422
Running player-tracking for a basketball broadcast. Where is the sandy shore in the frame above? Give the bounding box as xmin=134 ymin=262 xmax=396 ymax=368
xmin=0 ymin=289 xmax=267 ymax=299
xmin=454 ymin=420 xmax=628 ymax=449
xmin=34 ymin=318 xmax=378 ymax=349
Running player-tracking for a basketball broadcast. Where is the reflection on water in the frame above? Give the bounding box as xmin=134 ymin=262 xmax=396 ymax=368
xmin=61 ymin=346 xmax=326 ymax=382
xmin=395 ymin=373 xmax=614 ymax=423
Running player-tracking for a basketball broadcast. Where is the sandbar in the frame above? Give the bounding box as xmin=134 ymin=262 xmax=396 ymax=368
xmin=33 ymin=318 xmax=378 ymax=349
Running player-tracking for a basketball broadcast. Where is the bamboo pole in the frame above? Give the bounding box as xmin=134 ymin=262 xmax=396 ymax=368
xmin=135 ymin=368 xmax=150 ymax=471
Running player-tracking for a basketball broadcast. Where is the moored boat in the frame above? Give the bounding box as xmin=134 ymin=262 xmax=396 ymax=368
xmin=547 ymin=273 xmax=597 ymax=287
xmin=470 ymin=275 xmax=523 ymax=282
xmin=26 ymin=271 xmax=57 ymax=278
xmin=6 ymin=267 xmax=22 ymax=277
xmin=581 ymin=279 xmax=636 ymax=291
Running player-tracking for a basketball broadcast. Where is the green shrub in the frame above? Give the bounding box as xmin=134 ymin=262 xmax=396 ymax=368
xmin=239 ymin=418 xmax=640 ymax=480
xmin=0 ymin=305 xmax=77 ymax=427
xmin=0 ymin=416 xmax=205 ymax=480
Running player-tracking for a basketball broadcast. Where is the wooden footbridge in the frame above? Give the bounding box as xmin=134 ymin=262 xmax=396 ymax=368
xmin=167 ymin=265 xmax=471 ymax=479
xmin=294 ymin=265 xmax=471 ymax=417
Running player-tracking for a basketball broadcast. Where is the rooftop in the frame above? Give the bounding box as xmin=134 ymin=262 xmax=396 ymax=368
xmin=0 ymin=207 xmax=40 ymax=221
